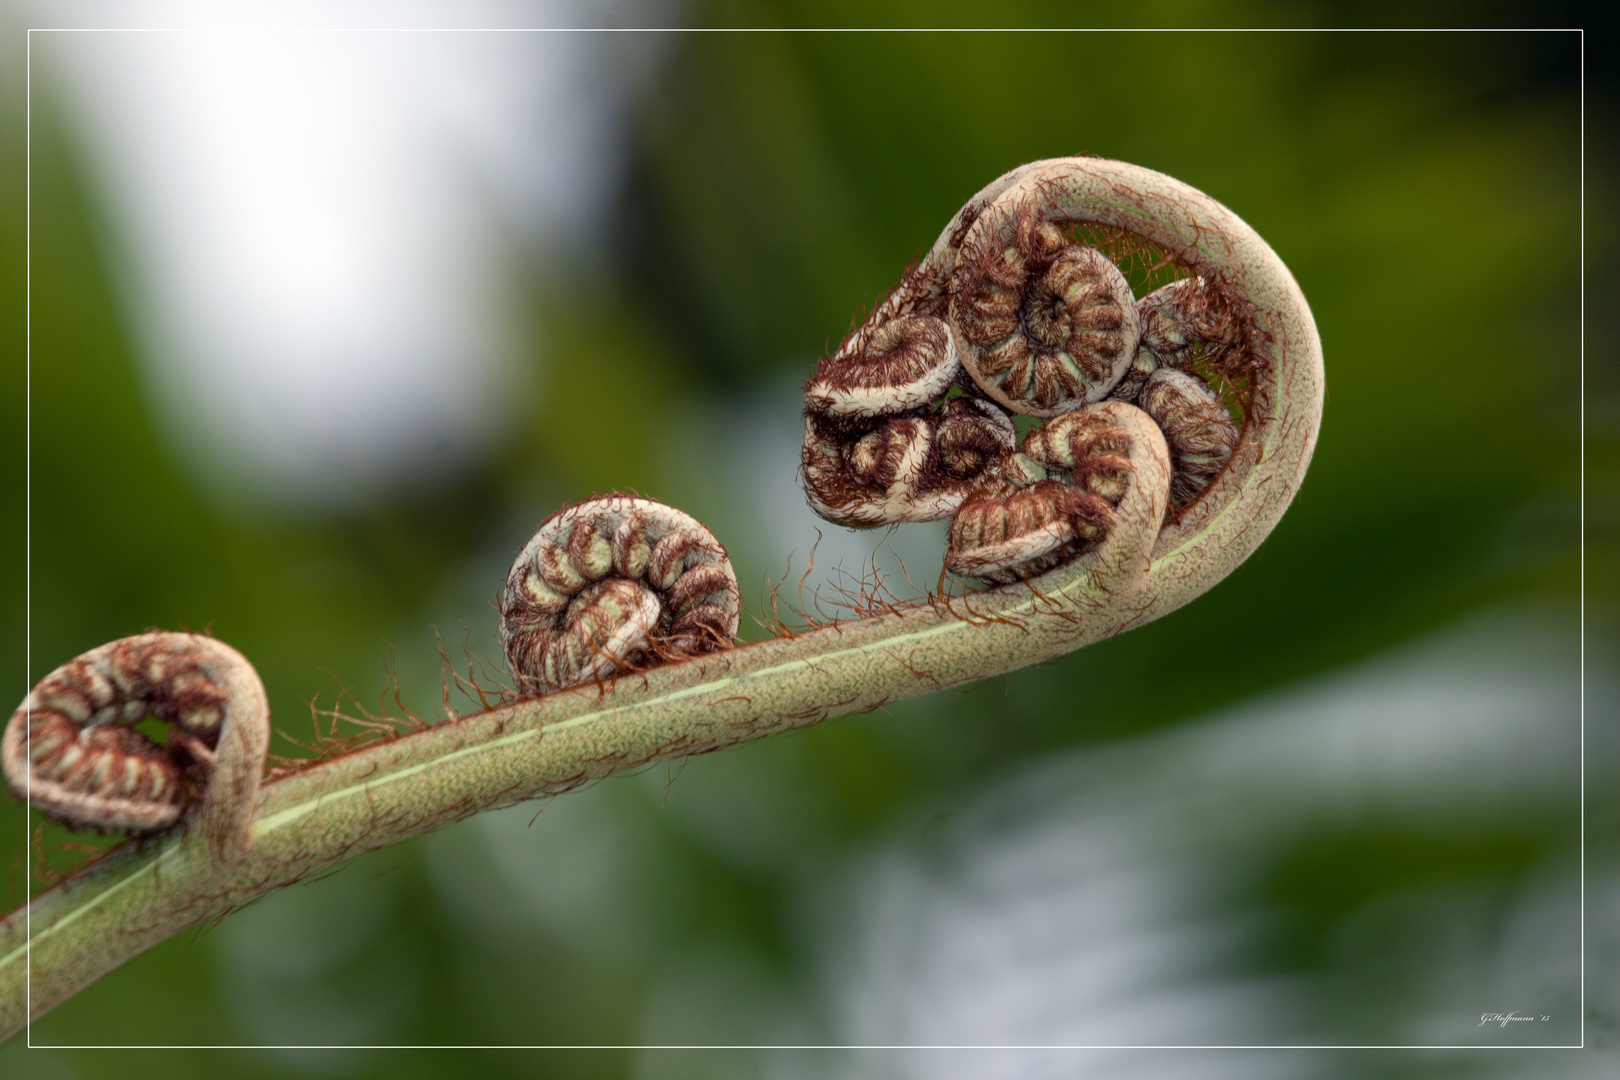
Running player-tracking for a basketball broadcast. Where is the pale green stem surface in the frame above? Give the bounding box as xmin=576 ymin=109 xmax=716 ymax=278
xmin=0 ymin=158 xmax=1323 ymax=1042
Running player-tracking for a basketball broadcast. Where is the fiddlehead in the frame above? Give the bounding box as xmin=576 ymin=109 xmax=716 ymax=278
xmin=803 ymin=156 xmax=1305 ymax=585
xmin=3 ymin=632 xmax=268 ymax=865
xmin=1 ymin=157 xmax=1321 ymax=1041
xmin=499 ymin=495 xmax=740 ymax=692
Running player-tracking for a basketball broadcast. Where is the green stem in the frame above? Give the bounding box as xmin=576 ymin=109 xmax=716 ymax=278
xmin=0 ymin=158 xmax=1323 ymax=1041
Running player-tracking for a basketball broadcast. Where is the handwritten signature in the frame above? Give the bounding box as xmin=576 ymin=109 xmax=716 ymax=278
xmin=1479 ymin=1011 xmax=1548 ymax=1028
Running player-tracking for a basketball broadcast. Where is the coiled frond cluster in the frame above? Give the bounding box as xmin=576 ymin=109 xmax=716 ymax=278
xmin=801 ymin=159 xmax=1253 ymax=582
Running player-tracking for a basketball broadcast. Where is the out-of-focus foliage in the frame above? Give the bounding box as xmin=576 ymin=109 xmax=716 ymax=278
xmin=1 ymin=12 xmax=1608 ymax=1080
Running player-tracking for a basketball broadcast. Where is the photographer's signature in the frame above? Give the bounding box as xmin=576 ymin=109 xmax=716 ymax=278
xmin=1479 ymin=1011 xmax=1549 ymax=1028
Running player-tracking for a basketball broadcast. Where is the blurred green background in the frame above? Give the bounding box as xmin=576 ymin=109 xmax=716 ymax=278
xmin=1 ymin=11 xmax=1610 ymax=1080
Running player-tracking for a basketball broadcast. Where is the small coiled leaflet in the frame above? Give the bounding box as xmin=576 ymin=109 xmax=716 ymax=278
xmin=1139 ymin=368 xmax=1239 ymax=503
xmin=803 ymin=313 xmax=961 ymax=419
xmin=950 ymin=212 xmax=1141 ymax=417
xmin=2 ymin=632 xmax=268 ymax=864
xmin=1111 ymin=276 xmax=1241 ymax=500
xmin=948 ymin=402 xmax=1156 ymax=584
xmin=499 ymin=495 xmax=741 ymax=693
xmin=802 ymin=396 xmax=1016 ymax=526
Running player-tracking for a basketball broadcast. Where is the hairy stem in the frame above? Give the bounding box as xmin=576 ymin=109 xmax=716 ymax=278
xmin=0 ymin=158 xmax=1322 ymax=1040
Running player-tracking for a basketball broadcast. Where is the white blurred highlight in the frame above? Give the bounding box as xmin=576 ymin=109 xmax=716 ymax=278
xmin=34 ymin=6 xmax=660 ymax=507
